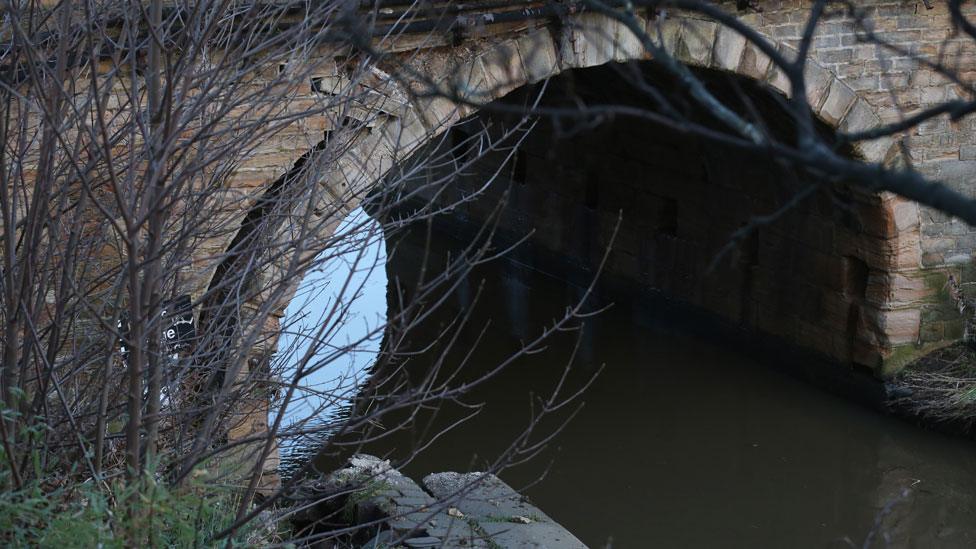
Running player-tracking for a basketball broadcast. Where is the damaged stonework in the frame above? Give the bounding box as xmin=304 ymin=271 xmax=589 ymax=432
xmin=289 ymin=455 xmax=587 ymax=548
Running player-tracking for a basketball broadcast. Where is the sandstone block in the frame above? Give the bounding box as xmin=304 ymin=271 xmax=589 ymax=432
xmin=890 ymin=199 xmax=921 ymax=232
xmin=818 ymin=78 xmax=856 ymax=125
xmin=516 ymin=27 xmax=560 ymax=83
xmin=893 ymin=230 xmax=923 ymax=270
xmin=677 ymin=19 xmax=718 ymax=66
xmin=645 ymin=16 xmax=684 ymax=56
xmin=883 ymin=308 xmax=922 ymax=345
xmin=376 ymin=106 xmax=432 ymax=158
xmin=451 ymin=57 xmax=493 ymax=113
xmin=480 ymin=39 xmax=528 ymax=98
xmin=737 ymin=39 xmax=773 ymax=80
xmin=766 ymin=44 xmax=797 ymax=97
xmin=412 ymin=93 xmax=461 ymax=133
xmin=559 ymin=13 xmax=616 ymax=69
xmin=713 ymin=25 xmax=747 ymax=71
xmin=840 ymin=98 xmax=881 ymax=133
xmin=805 ymin=62 xmax=835 ymax=104
xmin=886 ymin=272 xmax=932 ymax=307
xmin=614 ymin=15 xmax=647 ymax=61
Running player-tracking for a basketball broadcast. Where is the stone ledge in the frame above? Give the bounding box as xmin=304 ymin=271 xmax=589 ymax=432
xmin=295 ymin=454 xmax=588 ymax=548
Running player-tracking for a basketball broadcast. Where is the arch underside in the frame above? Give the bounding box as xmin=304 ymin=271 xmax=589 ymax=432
xmin=397 ymin=63 xmax=901 ymax=372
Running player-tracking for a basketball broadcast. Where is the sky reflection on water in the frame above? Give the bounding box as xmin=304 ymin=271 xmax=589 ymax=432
xmin=273 ymin=207 xmax=387 ymax=467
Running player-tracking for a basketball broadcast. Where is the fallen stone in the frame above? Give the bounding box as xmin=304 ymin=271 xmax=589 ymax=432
xmin=423 ymin=472 xmax=588 ymax=548
xmin=304 ymin=456 xmax=585 ymax=548
xmin=324 ymin=455 xmax=490 ymax=547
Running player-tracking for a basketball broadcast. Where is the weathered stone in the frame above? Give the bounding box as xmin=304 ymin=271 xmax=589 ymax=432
xmin=452 ymin=57 xmax=494 ymax=112
xmin=377 ymin=106 xmax=433 ymax=158
xmin=516 ymin=28 xmax=560 ymax=84
xmin=818 ymin=78 xmax=856 ymax=125
xmin=677 ymin=19 xmax=718 ymax=66
xmin=960 ymin=144 xmax=976 ymax=161
xmin=803 ymin=61 xmax=833 ymax=109
xmin=922 ymin=251 xmax=945 ymax=266
xmin=481 ymin=39 xmax=528 ymax=98
xmin=423 ymin=472 xmax=588 ymax=549
xmin=305 ymin=456 xmax=591 ymax=548
xmin=613 ymin=15 xmax=647 ymax=61
xmin=765 ymin=44 xmax=798 ymax=97
xmin=841 ymin=98 xmax=881 ymax=134
xmin=890 ymin=199 xmax=921 ymax=232
xmin=646 ymin=16 xmax=683 ymax=55
xmin=886 ymin=273 xmax=934 ymax=307
xmin=559 ymin=13 xmax=616 ymax=69
xmin=935 ymin=159 xmax=976 ymax=187
xmin=323 ymin=455 xmax=442 ymax=537
xmin=404 ymin=536 xmax=443 ymax=547
xmin=713 ymin=25 xmax=747 ymax=71
xmin=411 ymin=93 xmax=461 ymax=135
xmin=737 ymin=39 xmax=773 ymax=80
xmin=884 ymin=308 xmax=922 ymax=345
xmin=893 ymin=230 xmax=923 ymax=270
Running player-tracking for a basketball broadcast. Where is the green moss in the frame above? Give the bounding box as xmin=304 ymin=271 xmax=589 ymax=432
xmin=922 ymin=304 xmax=962 ymax=323
xmin=945 ymin=319 xmax=966 ymax=340
xmin=961 ymin=263 xmax=976 ymax=284
xmin=919 ymin=320 xmax=945 ymax=343
xmin=883 ymin=340 xmax=958 ymax=377
xmin=921 ymin=270 xmax=953 ymax=305
xmin=882 ymin=344 xmax=922 ymax=377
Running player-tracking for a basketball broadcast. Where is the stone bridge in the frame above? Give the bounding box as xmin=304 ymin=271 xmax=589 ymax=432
xmin=184 ymin=0 xmax=976 ymax=388
xmin=16 ymin=1 xmax=975 ymax=482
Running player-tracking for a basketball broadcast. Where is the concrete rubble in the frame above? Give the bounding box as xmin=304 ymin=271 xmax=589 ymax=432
xmin=306 ymin=454 xmax=587 ymax=548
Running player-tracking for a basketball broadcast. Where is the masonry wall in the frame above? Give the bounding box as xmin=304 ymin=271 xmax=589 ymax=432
xmin=183 ymin=2 xmax=976 ymax=373
xmin=721 ymin=0 xmax=976 ymax=362
xmin=41 ymin=2 xmax=968 ymax=375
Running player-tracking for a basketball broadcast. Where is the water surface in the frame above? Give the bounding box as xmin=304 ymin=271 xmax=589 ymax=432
xmin=290 ymin=219 xmax=976 ymax=547
xmin=361 ymin=225 xmax=976 ymax=548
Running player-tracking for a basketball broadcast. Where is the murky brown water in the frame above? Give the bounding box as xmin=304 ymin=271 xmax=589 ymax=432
xmin=303 ymin=219 xmax=976 ymax=548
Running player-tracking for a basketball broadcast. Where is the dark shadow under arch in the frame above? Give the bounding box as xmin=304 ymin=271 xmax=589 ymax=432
xmin=381 ymin=61 xmax=897 ymax=379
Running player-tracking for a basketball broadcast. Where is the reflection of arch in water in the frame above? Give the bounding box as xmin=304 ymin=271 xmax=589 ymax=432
xmin=272 ymin=207 xmax=387 ymax=467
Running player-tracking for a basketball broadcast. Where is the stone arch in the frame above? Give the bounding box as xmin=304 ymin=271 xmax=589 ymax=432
xmin=206 ymin=11 xmax=922 ymax=371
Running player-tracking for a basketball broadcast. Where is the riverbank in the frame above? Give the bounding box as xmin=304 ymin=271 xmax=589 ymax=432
xmin=888 ymin=342 xmax=976 ymax=436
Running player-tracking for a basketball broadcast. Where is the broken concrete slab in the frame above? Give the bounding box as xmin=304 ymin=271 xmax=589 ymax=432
xmin=423 ymin=472 xmax=588 ymax=548
xmin=297 ymin=455 xmax=586 ymax=547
